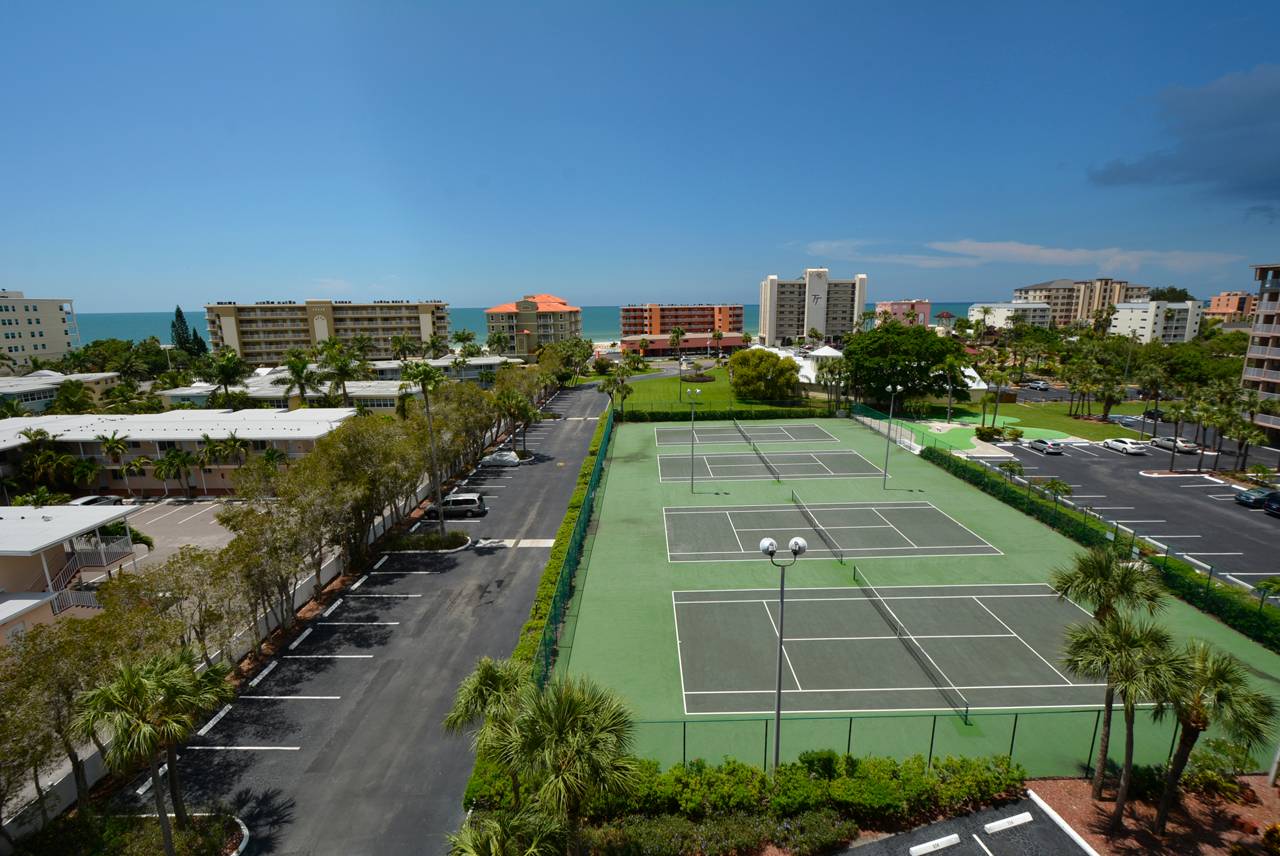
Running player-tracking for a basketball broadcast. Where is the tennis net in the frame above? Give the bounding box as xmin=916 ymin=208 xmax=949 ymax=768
xmin=790 ymin=490 xmax=843 ymax=563
xmin=735 ymin=419 xmax=781 ymax=482
xmin=857 ymin=568 xmax=971 ymax=723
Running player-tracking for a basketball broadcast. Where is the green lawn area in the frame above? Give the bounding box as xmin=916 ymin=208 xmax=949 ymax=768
xmin=624 ymin=366 xmax=823 ymax=412
xmin=894 ymin=400 xmax=1150 ymax=447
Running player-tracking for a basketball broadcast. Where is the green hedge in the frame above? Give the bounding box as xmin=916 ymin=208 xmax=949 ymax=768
xmin=621 ymin=406 xmax=826 ymax=423
xmin=920 ymin=446 xmax=1280 ymax=655
xmin=579 ymin=809 xmax=857 ymax=856
xmin=919 ymin=446 xmax=1111 ymax=547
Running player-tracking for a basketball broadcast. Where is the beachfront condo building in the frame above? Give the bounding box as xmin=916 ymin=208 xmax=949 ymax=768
xmin=1242 ymin=263 xmax=1280 ymax=437
xmin=205 ymin=299 xmax=450 ymax=365
xmin=1010 ymin=278 xmax=1150 ymax=328
xmin=1107 ymin=301 xmax=1202 ymax=344
xmin=619 ymin=304 xmax=744 ymax=337
xmin=0 ymin=290 xmax=78 ymax=370
xmin=485 ymin=294 xmax=582 ymax=358
xmin=967 ymin=302 xmax=1053 ymax=329
xmin=1205 ymin=290 xmax=1258 ymax=323
xmin=758 ymin=269 xmax=869 ymax=346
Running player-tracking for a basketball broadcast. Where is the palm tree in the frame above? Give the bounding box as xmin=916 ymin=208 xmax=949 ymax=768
xmin=1064 ymin=617 xmax=1186 ymax=832
xmin=390 ymin=335 xmax=419 ymax=360
xmin=487 ymin=331 xmax=510 ymax=356
xmin=937 ymin=354 xmax=968 ymax=423
xmin=220 ymin=431 xmax=248 ymax=467
xmin=70 ymin=458 xmax=100 ymax=489
xmin=273 ymin=348 xmax=323 ymax=406
xmin=13 ymin=486 xmax=71 ymax=507
xmin=154 ymin=448 xmax=196 ymax=497
xmin=711 ymin=330 xmax=724 ymax=362
xmin=667 ymin=326 xmax=685 ymax=360
xmin=444 ymin=658 xmax=532 ymax=809
xmin=0 ymin=398 xmax=29 ymax=418
xmin=73 ymin=661 xmax=186 ymax=856
xmin=317 ymin=340 xmax=371 ymax=407
xmin=1052 ymin=546 xmax=1166 ymax=799
xmin=1255 ymin=577 xmax=1280 ymax=613
xmin=122 ymin=456 xmax=151 ymax=497
xmin=203 ymin=348 xmax=250 ymax=398
xmin=508 ymin=675 xmax=637 ymax=851
xmin=47 ymin=379 xmax=95 ymax=414
xmin=448 ymin=810 xmax=563 ymax=856
xmin=1153 ymin=641 xmax=1276 ymax=834
xmin=260 ymin=447 xmax=287 ymax=470
xmin=453 ymin=329 xmax=477 ymax=353
xmin=1237 ymin=424 xmax=1267 ymax=473
xmin=636 ymin=337 xmax=650 ymax=358
xmin=1164 ymin=400 xmax=1192 ymax=472
xmin=425 ymin=334 xmax=450 ymax=360
xmin=401 ymin=361 xmax=448 ymax=537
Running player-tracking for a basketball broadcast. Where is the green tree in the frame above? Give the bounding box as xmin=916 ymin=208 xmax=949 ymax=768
xmin=13 ymin=486 xmax=71 ymax=506
xmin=170 ymin=306 xmax=192 ymax=354
xmin=273 ymin=348 xmax=324 ymax=405
xmin=390 ymin=334 xmax=420 ymax=360
xmin=935 ymin=353 xmax=970 ymax=423
xmin=201 ymin=348 xmax=250 ymax=398
xmin=1153 ymin=641 xmax=1276 ymax=834
xmin=1051 ymin=546 xmax=1165 ymax=799
xmin=123 ymin=455 xmax=152 ymax=496
xmin=444 ymin=658 xmax=532 ymax=809
xmin=154 ymin=448 xmax=196 ymax=497
xmin=842 ymin=321 xmax=965 ymax=407
xmin=1164 ymin=400 xmax=1192 ymax=472
xmin=426 ymin=333 xmax=451 ymax=359
xmin=317 ymin=339 xmax=372 ymax=406
xmin=448 ymin=810 xmax=564 ymax=856
xmin=0 ymin=397 xmax=29 ymax=418
xmin=47 ymin=379 xmax=95 ymax=414
xmin=727 ymin=348 xmax=800 ymax=402
xmin=401 ymin=361 xmax=449 ymax=537
xmin=487 ymin=331 xmax=510 ymax=355
xmin=1149 ymin=286 xmax=1196 ymax=302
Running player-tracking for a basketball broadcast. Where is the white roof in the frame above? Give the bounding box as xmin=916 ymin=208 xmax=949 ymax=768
xmin=0 ymin=371 xmax=119 ymax=395
xmin=0 ymin=592 xmax=56 ymax=623
xmin=0 ymin=504 xmax=133 ymax=556
xmin=0 ymin=409 xmax=356 ymax=451
xmin=809 ymin=345 xmax=843 ymax=358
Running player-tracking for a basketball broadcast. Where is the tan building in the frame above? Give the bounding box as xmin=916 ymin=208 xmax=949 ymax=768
xmin=1011 ymin=278 xmax=1150 ymax=327
xmin=485 ymin=294 xmax=583 ymax=357
xmin=1242 ymin=264 xmax=1280 ymax=437
xmin=205 ymin=299 xmax=450 ymax=366
xmin=759 ymin=269 xmax=869 ymax=346
xmin=619 ymin=304 xmax=743 ymax=337
xmin=0 ymin=290 xmax=78 ymax=369
xmin=1205 ymin=290 xmax=1258 ymax=322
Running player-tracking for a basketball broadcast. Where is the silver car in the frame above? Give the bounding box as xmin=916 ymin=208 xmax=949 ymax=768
xmin=1102 ymin=437 xmax=1150 ymax=455
xmin=1149 ymin=436 xmax=1197 ymax=454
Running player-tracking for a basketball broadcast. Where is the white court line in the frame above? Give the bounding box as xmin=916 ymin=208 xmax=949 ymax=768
xmin=672 ymin=592 xmax=690 ymax=716
xmin=726 ymin=512 xmax=746 ymax=553
xmin=350 ymin=574 xmax=369 ymax=590
xmin=247 ymin=662 xmax=276 ymax=687
xmin=972 ymin=597 xmax=1074 ymax=685
xmin=760 ymin=601 xmax=802 ymax=690
xmin=787 ymin=633 xmax=1014 ymax=641
xmin=677 ymin=594 xmax=1063 ymax=604
xmin=675 ymin=583 xmax=1054 ymax=594
xmin=197 ymin=704 xmax=232 ymax=736
xmin=683 ymin=681 xmax=1107 ymax=694
xmin=287 ymin=628 xmax=312 ymax=650
xmin=871 ymin=508 xmax=918 ymax=548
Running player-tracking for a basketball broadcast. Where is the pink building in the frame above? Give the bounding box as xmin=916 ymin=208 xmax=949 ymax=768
xmin=874 ymin=299 xmax=931 ymax=327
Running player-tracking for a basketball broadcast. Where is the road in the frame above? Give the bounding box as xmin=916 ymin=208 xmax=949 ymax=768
xmin=136 ymin=385 xmax=608 ymax=855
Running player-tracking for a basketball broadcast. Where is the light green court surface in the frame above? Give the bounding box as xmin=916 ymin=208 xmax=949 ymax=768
xmin=560 ymin=417 xmax=1280 ymax=774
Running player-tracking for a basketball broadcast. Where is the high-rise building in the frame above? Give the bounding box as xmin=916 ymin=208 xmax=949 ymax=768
xmin=485 ymin=294 xmax=583 ymax=357
xmin=874 ymin=299 xmax=931 ymax=327
xmin=1205 ymin=290 xmax=1258 ymax=323
xmin=758 ymin=269 xmax=868 ymax=346
xmin=205 ymin=299 xmax=450 ymax=366
xmin=1011 ymin=278 xmax=1150 ymax=327
xmin=1242 ymin=263 xmax=1280 ymax=437
xmin=1107 ymin=301 xmax=1202 ymax=344
xmin=0 ymin=290 xmax=78 ymax=369
xmin=619 ymin=304 xmax=743 ymax=337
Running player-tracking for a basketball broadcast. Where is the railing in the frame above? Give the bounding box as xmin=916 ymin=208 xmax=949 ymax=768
xmin=50 ymin=589 xmax=102 ymax=614
xmin=68 ymin=535 xmax=135 ymax=568
xmin=1243 ymin=366 xmax=1280 ymax=382
xmin=1247 ymin=346 xmax=1280 ymax=359
xmin=1252 ymin=323 xmax=1280 ymax=335
xmin=47 ymin=554 xmax=83 ymax=592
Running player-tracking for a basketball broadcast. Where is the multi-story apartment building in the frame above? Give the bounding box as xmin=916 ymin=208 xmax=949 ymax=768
xmin=967 ymin=302 xmax=1053 ymax=329
xmin=1205 ymin=290 xmax=1258 ymax=323
xmin=205 ymin=299 xmax=450 ymax=365
xmin=1108 ymin=301 xmax=1202 ymax=344
xmin=485 ymin=294 xmax=583 ymax=357
xmin=1011 ymin=278 xmax=1150 ymax=328
xmin=0 ymin=290 xmax=78 ymax=369
xmin=758 ymin=269 xmax=869 ymax=346
xmin=874 ymin=299 xmax=931 ymax=326
xmin=619 ymin=304 xmax=743 ymax=337
xmin=0 ymin=370 xmax=119 ymax=413
xmin=1242 ymin=263 xmax=1280 ymax=437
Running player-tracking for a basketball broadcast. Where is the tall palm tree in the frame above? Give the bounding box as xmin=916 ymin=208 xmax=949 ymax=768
xmin=123 ymin=455 xmax=151 ymax=497
xmin=220 ymin=431 xmax=248 ymax=467
xmin=203 ymin=348 xmax=250 ymax=398
xmin=72 ymin=661 xmax=187 ymax=856
xmin=636 ymin=337 xmax=650 ymax=357
xmin=1164 ymin=400 xmax=1192 ymax=472
xmin=401 ymin=361 xmax=448 ymax=537
xmin=1052 ymin=546 xmax=1165 ymax=799
xmin=260 ymin=447 xmax=287 ymax=470
xmin=1237 ymin=424 xmax=1267 ymax=473
xmin=154 ymin=448 xmax=196 ymax=497
xmin=507 ymin=675 xmax=637 ymax=851
xmin=47 ymin=379 xmax=95 ymax=415
xmin=487 ymin=331 xmax=510 ymax=356
xmin=425 ymin=333 xmax=450 ymax=360
xmin=711 ymin=330 xmax=724 ymax=361
xmin=1153 ymin=641 xmax=1276 ymax=835
xmin=390 ymin=334 xmax=419 ymax=360
xmin=69 ymin=458 xmax=100 ymax=489
xmin=936 ymin=354 xmax=968 ymax=423
xmin=317 ymin=340 xmax=371 ymax=407
xmin=444 ymin=658 xmax=532 ymax=809
xmin=453 ymin=329 xmax=477 ymax=353
xmin=273 ymin=348 xmax=323 ymax=406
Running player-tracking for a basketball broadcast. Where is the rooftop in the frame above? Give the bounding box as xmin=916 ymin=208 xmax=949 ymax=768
xmin=0 ymin=504 xmax=133 ymax=556
xmin=0 ymin=409 xmax=356 ymax=451
xmin=485 ymin=294 xmax=582 ymax=313
xmin=0 ymin=592 xmax=56 ymax=624
xmin=0 ymin=371 xmax=119 ymax=395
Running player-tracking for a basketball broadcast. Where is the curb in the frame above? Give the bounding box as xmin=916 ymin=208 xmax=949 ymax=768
xmin=232 ymin=815 xmax=250 ymax=855
xmin=1026 ymin=789 xmax=1100 ymax=855
xmin=383 ymin=536 xmax=472 ymax=555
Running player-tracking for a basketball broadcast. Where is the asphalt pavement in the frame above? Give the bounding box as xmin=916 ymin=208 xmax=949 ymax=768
xmin=844 ymin=795 xmax=1093 ymax=855
xmin=137 ymin=384 xmax=609 ymax=855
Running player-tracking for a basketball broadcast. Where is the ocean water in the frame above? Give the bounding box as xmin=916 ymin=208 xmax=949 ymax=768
xmin=77 ymin=302 xmax=976 ymax=346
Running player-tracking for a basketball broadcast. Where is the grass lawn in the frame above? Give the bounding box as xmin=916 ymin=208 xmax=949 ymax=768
xmin=892 ymin=400 xmax=1150 ymax=446
xmin=624 ymin=366 xmax=823 ymax=412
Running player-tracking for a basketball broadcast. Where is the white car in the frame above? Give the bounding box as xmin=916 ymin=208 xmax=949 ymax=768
xmin=1023 ymin=380 xmax=1051 ymax=391
xmin=1102 ymin=437 xmax=1150 ymax=455
xmin=479 ymin=451 xmax=521 ymax=468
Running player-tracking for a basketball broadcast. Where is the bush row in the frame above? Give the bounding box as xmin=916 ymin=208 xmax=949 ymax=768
xmin=973 ymin=425 xmax=1023 ymax=442
xmin=920 ymin=446 xmax=1280 ymax=655
xmin=919 ymin=446 xmax=1110 ymax=547
xmin=621 ymin=406 xmax=825 ymax=423
xmin=580 ymin=809 xmax=857 ymax=856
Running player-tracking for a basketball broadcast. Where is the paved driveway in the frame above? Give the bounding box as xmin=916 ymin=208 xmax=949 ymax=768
xmin=140 ymin=386 xmax=608 ymax=855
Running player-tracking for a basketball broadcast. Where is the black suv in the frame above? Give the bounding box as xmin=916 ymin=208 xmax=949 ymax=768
xmin=1142 ymin=408 xmax=1165 ymax=422
xmin=1265 ymin=493 xmax=1280 ymax=518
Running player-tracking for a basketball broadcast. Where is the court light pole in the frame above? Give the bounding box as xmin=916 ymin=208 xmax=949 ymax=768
xmin=759 ymin=535 xmax=807 ymax=774
xmin=882 ymin=384 xmax=903 ymax=489
xmin=688 ymin=387 xmax=702 ymax=492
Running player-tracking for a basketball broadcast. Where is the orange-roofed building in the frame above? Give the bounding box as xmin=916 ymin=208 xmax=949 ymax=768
xmin=485 ymin=294 xmax=583 ymax=357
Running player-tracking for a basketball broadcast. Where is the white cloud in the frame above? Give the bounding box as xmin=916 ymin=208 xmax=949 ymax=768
xmin=806 ymin=238 xmax=1241 ymax=273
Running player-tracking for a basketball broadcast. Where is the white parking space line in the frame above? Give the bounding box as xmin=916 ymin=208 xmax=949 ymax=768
xmin=319 ymin=621 xmax=400 ymax=625
xmin=1117 ymin=520 xmax=1165 ymax=524
xmin=350 ymin=575 xmax=369 ymax=591
xmin=143 ymin=503 xmax=202 ymax=523
xmin=287 ymin=628 xmax=312 ymax=650
xmin=177 ymin=504 xmax=219 ymax=525
xmin=1150 ymin=535 xmax=1202 ymax=539
xmin=373 ymin=556 xmax=388 ymax=570
xmin=282 ymin=654 xmax=374 ymax=659
xmin=347 ymin=593 xmax=423 ymax=598
xmin=1180 ymin=552 xmax=1243 ymax=557
xmin=240 ymin=695 xmax=341 ymax=700
xmin=370 ymin=570 xmax=445 ymax=575
xmin=197 ymin=704 xmax=233 ymax=736
xmin=1092 ymin=506 xmax=1134 ymax=510
xmin=247 ymin=662 xmax=276 ymax=687
xmin=322 ymin=598 xmax=344 ymax=617
xmin=1180 ymin=483 xmax=1223 ymax=488
xmin=1072 ymin=495 xmax=1106 ymax=499
xmin=188 ymin=746 xmax=301 ymax=751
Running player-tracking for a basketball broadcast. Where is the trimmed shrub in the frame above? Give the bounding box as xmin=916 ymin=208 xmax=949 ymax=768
xmin=579 ymin=810 xmax=857 ymax=856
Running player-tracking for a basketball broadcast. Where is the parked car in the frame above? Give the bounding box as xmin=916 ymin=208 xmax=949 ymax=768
xmin=1265 ymin=493 xmax=1280 ymax=518
xmin=67 ymin=495 xmax=123 ymax=506
xmin=424 ymin=493 xmax=487 ymax=519
xmin=1027 ymin=438 xmax=1065 ymax=455
xmin=1102 ymin=437 xmax=1150 ymax=455
xmin=1142 ymin=408 xmax=1165 ymax=422
xmin=479 ymin=451 xmax=521 ymax=468
xmin=1023 ymin=380 xmax=1051 ymax=391
xmin=1236 ymin=487 xmax=1280 ymax=509
xmin=1149 ymin=436 xmax=1198 ymax=454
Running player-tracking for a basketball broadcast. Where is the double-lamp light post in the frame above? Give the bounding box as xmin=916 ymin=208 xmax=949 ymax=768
xmin=758 ymin=535 xmax=807 ymax=773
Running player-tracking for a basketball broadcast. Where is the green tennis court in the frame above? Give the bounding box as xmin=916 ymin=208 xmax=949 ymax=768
xmin=655 ymin=423 xmax=838 ymax=445
xmin=657 ymin=449 xmax=881 ymax=482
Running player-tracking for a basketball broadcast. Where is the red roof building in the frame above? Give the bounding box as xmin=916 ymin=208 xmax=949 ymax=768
xmin=485 ymin=294 xmax=583 ymax=357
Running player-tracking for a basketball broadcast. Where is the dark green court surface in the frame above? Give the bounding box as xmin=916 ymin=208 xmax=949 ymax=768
xmin=655 ymin=423 xmax=838 ymax=445
xmin=657 ymin=449 xmax=882 ymax=482
xmin=673 ymin=583 xmax=1101 ymax=715
xmin=663 ymin=500 xmax=1002 ymax=562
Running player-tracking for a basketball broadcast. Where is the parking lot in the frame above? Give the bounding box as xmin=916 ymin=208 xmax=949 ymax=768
xmin=995 ymin=439 xmax=1277 ymax=589
xmin=80 ymin=499 xmax=233 ymax=583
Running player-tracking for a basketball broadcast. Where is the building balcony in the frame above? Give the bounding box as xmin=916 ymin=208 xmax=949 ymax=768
xmin=1248 ymin=346 xmax=1280 ymax=359
xmin=1243 ymin=366 xmax=1280 ymax=382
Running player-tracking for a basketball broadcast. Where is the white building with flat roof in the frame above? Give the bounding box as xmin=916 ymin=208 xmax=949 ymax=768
xmin=0 ymin=370 xmax=119 ymax=413
xmin=967 ymin=302 xmax=1053 ymax=329
xmin=759 ymin=269 xmax=868 ymax=346
xmin=1108 ymin=301 xmax=1202 ymax=344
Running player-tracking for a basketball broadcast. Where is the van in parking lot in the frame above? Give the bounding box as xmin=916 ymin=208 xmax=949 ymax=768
xmin=424 ymin=493 xmax=487 ymax=519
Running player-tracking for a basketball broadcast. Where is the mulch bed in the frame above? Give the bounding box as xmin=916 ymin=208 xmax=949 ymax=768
xmin=1034 ymin=775 xmax=1280 ymax=854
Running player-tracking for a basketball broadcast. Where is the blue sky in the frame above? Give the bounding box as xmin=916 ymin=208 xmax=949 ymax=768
xmin=2 ymin=2 xmax=1278 ymax=312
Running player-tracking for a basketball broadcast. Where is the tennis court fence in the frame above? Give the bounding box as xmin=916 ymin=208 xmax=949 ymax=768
xmin=631 ymin=707 xmax=1206 ymax=778
xmin=532 ymin=406 xmax=615 ymax=687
